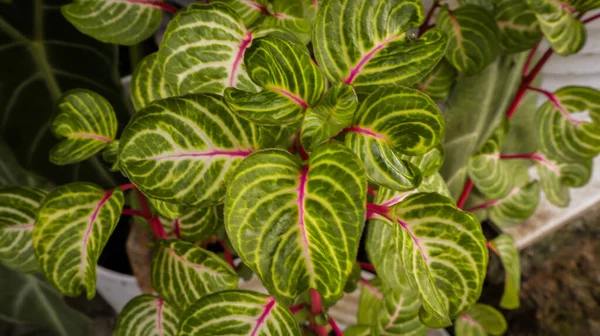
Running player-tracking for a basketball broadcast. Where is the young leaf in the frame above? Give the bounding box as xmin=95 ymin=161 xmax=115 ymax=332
xmin=487 ymin=181 xmax=540 ymax=228
xmin=225 ymin=34 xmax=325 ymax=125
xmin=211 ymin=0 xmax=269 ymax=27
xmin=437 ymin=5 xmax=500 ymax=76
xmin=300 ymin=84 xmax=358 ymax=151
xmin=345 ymin=86 xmax=444 ymax=191
xmin=536 ymin=158 xmax=592 ymax=207
xmin=50 ymin=89 xmax=117 ymax=165
xmin=130 ymin=53 xmax=174 ymax=111
xmin=33 ymin=183 xmax=124 ymax=299
xmin=225 ymin=143 xmax=366 ymax=304
xmin=527 ymin=0 xmax=585 ymax=55
xmin=151 ymin=240 xmax=238 ymax=313
xmin=179 ymin=290 xmax=301 ymax=335
xmin=61 ymin=0 xmax=164 ymax=45
xmin=489 ymin=234 xmax=521 ymax=310
xmin=534 ymin=86 xmax=600 ymax=162
xmin=158 ymin=3 xmax=258 ymax=96
xmin=416 ymin=59 xmax=457 ymax=103
xmin=0 ymin=187 xmax=47 ymax=273
xmin=455 ymin=304 xmax=507 ymax=336
xmin=119 ymin=94 xmax=273 ymax=206
xmin=493 ymin=0 xmax=542 ymax=53
xmin=255 ymin=1 xmax=313 ymax=44
xmin=392 ymin=193 xmax=487 ymax=328
xmin=313 ymin=0 xmax=448 ymax=93
xmin=115 ymin=295 xmax=179 ymax=336
xmin=160 ymin=205 xmax=223 ymax=242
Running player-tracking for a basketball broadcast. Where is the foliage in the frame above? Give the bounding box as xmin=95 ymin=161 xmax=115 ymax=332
xmin=1 ymin=0 xmax=600 ymax=335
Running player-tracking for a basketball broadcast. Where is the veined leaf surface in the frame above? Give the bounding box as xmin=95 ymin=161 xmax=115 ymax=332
xmin=160 ymin=205 xmax=223 ymax=242
xmin=179 ymin=290 xmax=301 ymax=336
xmin=115 ymin=295 xmax=178 ymax=336
xmin=494 ymin=0 xmax=542 ymax=53
xmin=392 ymin=193 xmax=487 ymax=328
xmin=566 ymin=0 xmax=600 ymax=11
xmin=489 ymin=234 xmax=521 ymax=310
xmin=212 ymin=0 xmax=269 ymax=27
xmin=455 ymin=304 xmax=507 ymax=336
xmin=50 ymin=89 xmax=117 ymax=165
xmin=225 ymin=34 xmax=325 ymax=125
xmin=313 ymin=0 xmax=447 ymax=93
xmin=151 ymin=239 xmax=238 ymax=313
xmin=225 ymin=143 xmax=366 ymax=304
xmin=33 ymin=182 xmax=124 ymax=299
xmin=130 ymin=53 xmax=174 ymax=111
xmin=158 ymin=3 xmax=257 ymax=96
xmin=119 ymin=94 xmax=273 ymax=206
xmin=345 ymin=86 xmax=444 ymax=191
xmin=534 ymin=86 xmax=600 ymax=162
xmin=61 ymin=0 xmax=163 ymax=45
xmin=527 ymin=0 xmax=585 ymax=55
xmin=458 ymin=0 xmax=495 ymax=10
xmin=256 ymin=1 xmax=313 ymax=44
xmin=401 ymin=145 xmax=445 ymax=178
xmin=300 ymin=84 xmax=357 ymax=151
xmin=345 ymin=325 xmax=372 ymax=336
xmin=536 ymin=157 xmax=592 ymax=207
xmin=437 ymin=5 xmax=500 ymax=76
xmin=0 ymin=186 xmax=47 ymax=273
xmin=486 ymin=181 xmax=540 ymax=228
xmin=416 ymin=59 xmax=457 ymax=103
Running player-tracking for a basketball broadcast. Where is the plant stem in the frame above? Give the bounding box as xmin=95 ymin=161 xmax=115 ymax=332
xmin=119 ymin=183 xmax=137 ymax=191
xmin=358 ymin=261 xmax=376 ymax=273
xmin=329 ymin=317 xmax=344 ymax=336
xmin=419 ymin=1 xmax=440 ymax=36
xmin=122 ymin=208 xmax=146 ymax=218
xmin=367 ymin=186 xmax=377 ymax=197
xmin=500 ymin=153 xmax=560 ymax=172
xmin=217 ymin=239 xmax=235 ymax=268
xmin=456 ymin=178 xmax=473 ymax=209
xmin=309 ymin=289 xmax=327 ymax=336
xmin=466 ymin=199 xmax=500 ymax=212
xmin=583 ymin=12 xmax=600 ymax=24
xmin=149 ymin=216 xmax=168 ymax=239
xmin=522 ymin=43 xmax=539 ymax=76
xmin=486 ymin=241 xmax=500 ymax=256
xmin=366 ymin=202 xmax=390 ymax=217
xmin=289 ymin=303 xmax=305 ymax=314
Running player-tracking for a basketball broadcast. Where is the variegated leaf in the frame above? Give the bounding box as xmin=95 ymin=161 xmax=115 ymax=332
xmin=212 ymin=0 xmax=269 ymax=27
xmin=493 ymin=0 xmax=542 ymax=53
xmin=468 ymin=121 xmax=511 ymax=199
xmin=536 ymin=157 xmax=592 ymax=207
xmin=160 ymin=205 xmax=223 ymax=242
xmin=300 ymin=84 xmax=357 ymax=151
xmin=102 ymin=140 xmax=120 ymax=172
xmin=534 ymin=86 xmax=600 ymax=162
xmin=0 ymin=187 xmax=47 ymax=273
xmin=119 ymin=94 xmax=273 ymax=206
xmin=527 ymin=0 xmax=585 ymax=55
xmin=455 ymin=304 xmax=507 ymax=336
xmin=566 ymin=0 xmax=600 ymax=11
xmin=458 ymin=0 xmax=495 ymax=11
xmin=256 ymin=1 xmax=313 ymax=44
xmin=148 ymin=198 xmax=186 ymax=220
xmin=50 ymin=89 xmax=117 ymax=165
xmin=158 ymin=3 xmax=258 ymax=96
xmin=437 ymin=5 xmax=500 ymax=76
xmin=345 ymin=86 xmax=444 ymax=191
xmin=179 ymin=290 xmax=301 ymax=335
xmin=489 ymin=234 xmax=521 ymax=310
xmin=130 ymin=53 xmax=174 ymax=112
xmin=392 ymin=193 xmax=487 ymax=328
xmin=115 ymin=295 xmax=179 ymax=336
xmin=61 ymin=0 xmax=164 ymax=45
xmin=344 ymin=325 xmax=372 ymax=336
xmin=225 ymin=143 xmax=366 ymax=304
xmin=151 ymin=239 xmax=238 ymax=313
xmin=401 ymin=145 xmax=445 ymax=178
xmin=33 ymin=183 xmax=124 ymax=298
xmin=416 ymin=59 xmax=457 ymax=103
xmin=224 ymin=34 xmax=325 ymax=125
xmin=486 ymin=181 xmax=540 ymax=228
xmin=313 ymin=0 xmax=448 ymax=93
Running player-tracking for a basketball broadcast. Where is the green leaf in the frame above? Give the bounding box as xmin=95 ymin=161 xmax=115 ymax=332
xmin=0 ymin=265 xmax=90 ymax=336
xmin=536 ymin=157 xmax=592 ymax=207
xmin=130 ymin=53 xmax=174 ymax=111
xmin=313 ymin=0 xmax=448 ymax=93
xmin=535 ymin=86 xmax=600 ymax=162
xmin=33 ymin=182 xmax=124 ymax=299
xmin=345 ymin=86 xmax=444 ymax=191
xmin=160 ymin=205 xmax=223 ymax=242
xmin=255 ymin=1 xmax=313 ymax=44
xmin=527 ymin=0 xmax=585 ymax=55
xmin=179 ymin=290 xmax=302 ymax=336
xmin=0 ymin=186 xmax=47 ymax=273
xmin=401 ymin=144 xmax=445 ymax=178
xmin=357 ymin=278 xmax=382 ymax=325
xmin=158 ymin=3 xmax=258 ymax=96
xmin=344 ymin=262 xmax=361 ymax=293
xmin=224 ymin=34 xmax=325 ymax=125
xmin=455 ymin=304 xmax=507 ymax=336
xmin=467 ymin=121 xmax=511 ymax=199
xmin=565 ymin=0 xmax=600 ymax=11
xmin=115 ymin=295 xmax=179 ymax=336
xmin=392 ymin=193 xmax=487 ymax=328
xmin=50 ymin=89 xmax=117 ymax=165
xmin=300 ymin=84 xmax=357 ymax=151
xmin=225 ymin=142 xmax=366 ymax=304
xmin=458 ymin=0 xmax=495 ymax=11
xmin=437 ymin=5 xmax=500 ymax=76
xmin=151 ymin=239 xmax=238 ymax=313
xmin=485 ymin=181 xmax=540 ymax=228
xmin=493 ymin=0 xmax=542 ymax=53
xmin=61 ymin=0 xmax=163 ymax=45
xmin=211 ymin=0 xmax=269 ymax=27
xmin=119 ymin=93 xmax=273 ymax=206
xmin=101 ymin=140 xmax=120 ymax=172
xmin=489 ymin=234 xmax=521 ymax=310
xmin=416 ymin=59 xmax=457 ymax=103
xmin=344 ymin=325 xmax=372 ymax=336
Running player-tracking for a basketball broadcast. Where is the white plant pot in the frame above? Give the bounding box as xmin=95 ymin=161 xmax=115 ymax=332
xmin=96 ymin=265 xmax=142 ymax=313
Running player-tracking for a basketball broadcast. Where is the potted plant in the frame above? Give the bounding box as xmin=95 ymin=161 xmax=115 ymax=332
xmin=1 ymin=0 xmax=599 ymax=335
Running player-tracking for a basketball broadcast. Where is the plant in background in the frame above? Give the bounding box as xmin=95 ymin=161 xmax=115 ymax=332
xmin=1 ymin=0 xmax=599 ymax=335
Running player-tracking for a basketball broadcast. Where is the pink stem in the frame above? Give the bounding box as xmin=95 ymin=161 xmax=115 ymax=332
xmin=466 ymin=199 xmax=500 ymax=212
xmin=329 ymin=317 xmax=344 ymax=336
xmin=119 ymin=183 xmax=136 ymax=191
xmin=366 ymin=202 xmax=390 ymax=216
xmin=309 ymin=289 xmax=328 ymax=336
xmin=173 ymin=219 xmax=182 ymax=239
xmin=456 ymin=178 xmax=473 ymax=209
xmin=289 ymin=304 xmax=305 ymax=314
xmin=523 ymin=42 xmax=540 ymax=76
xmin=527 ymin=86 xmax=581 ymax=124
xmin=583 ymin=12 xmax=600 ymax=24
xmin=150 ymin=216 xmax=168 ymax=239
xmin=122 ymin=208 xmax=146 ymax=218
xmin=217 ymin=239 xmax=235 ymax=268
xmin=358 ymin=261 xmax=376 ymax=273
xmin=486 ymin=241 xmax=500 ymax=256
